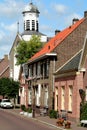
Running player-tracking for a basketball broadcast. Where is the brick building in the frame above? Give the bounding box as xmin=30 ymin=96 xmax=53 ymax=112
xmin=0 ymin=55 xmax=9 ymax=78
xmin=0 ymin=55 xmax=9 ymax=99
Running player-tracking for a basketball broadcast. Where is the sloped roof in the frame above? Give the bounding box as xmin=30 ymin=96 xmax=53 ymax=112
xmin=29 ymin=18 xmax=84 ymax=62
xmin=21 ymin=30 xmax=46 ymax=36
xmin=0 ymin=55 xmax=9 ymax=78
xmin=22 ymin=2 xmax=40 ymax=14
xmin=56 ymin=51 xmax=82 ymax=74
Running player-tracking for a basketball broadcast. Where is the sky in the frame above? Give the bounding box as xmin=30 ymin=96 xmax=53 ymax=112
xmin=0 ymin=0 xmax=87 ymax=59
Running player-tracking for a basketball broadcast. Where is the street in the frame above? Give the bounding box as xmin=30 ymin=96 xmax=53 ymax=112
xmin=0 ymin=109 xmax=58 ymax=130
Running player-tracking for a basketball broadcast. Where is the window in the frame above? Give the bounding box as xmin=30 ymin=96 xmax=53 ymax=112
xmin=55 ymin=87 xmax=58 ymax=111
xmin=61 ymin=86 xmax=65 ymax=110
xmin=29 ymin=65 xmax=33 ymax=77
xmin=37 ymin=62 xmax=41 ymax=77
xmin=68 ymin=86 xmax=73 ymax=111
xmin=44 ymin=60 xmax=49 ymax=78
xmin=86 ymin=87 xmax=87 ymax=101
xmin=44 ymin=86 xmax=48 ymax=107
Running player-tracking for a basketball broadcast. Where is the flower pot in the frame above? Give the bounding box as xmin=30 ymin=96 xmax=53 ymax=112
xmin=24 ymin=112 xmax=28 ymax=116
xmin=65 ymin=124 xmax=71 ymax=129
xmin=57 ymin=122 xmax=63 ymax=126
xmin=27 ymin=113 xmax=32 ymax=117
xmin=56 ymin=118 xmax=64 ymax=126
xmin=20 ymin=111 xmax=24 ymax=115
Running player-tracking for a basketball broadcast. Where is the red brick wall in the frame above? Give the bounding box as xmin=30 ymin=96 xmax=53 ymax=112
xmin=55 ymin=73 xmax=84 ymax=122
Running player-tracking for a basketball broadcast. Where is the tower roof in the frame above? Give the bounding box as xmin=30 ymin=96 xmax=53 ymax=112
xmin=22 ymin=2 xmax=40 ymax=14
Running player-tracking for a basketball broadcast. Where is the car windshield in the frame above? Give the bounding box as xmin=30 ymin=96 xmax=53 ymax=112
xmin=2 ymin=99 xmax=10 ymax=102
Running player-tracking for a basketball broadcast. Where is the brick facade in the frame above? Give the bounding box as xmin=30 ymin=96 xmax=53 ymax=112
xmin=54 ymin=18 xmax=87 ymax=70
xmin=55 ymin=73 xmax=84 ymax=122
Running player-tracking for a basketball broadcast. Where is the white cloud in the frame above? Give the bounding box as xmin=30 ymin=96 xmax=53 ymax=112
xmin=0 ymin=31 xmax=5 ymax=41
xmin=0 ymin=45 xmax=10 ymax=52
xmin=1 ymin=22 xmax=17 ymax=32
xmin=52 ymin=3 xmax=67 ymax=15
xmin=0 ymin=0 xmax=24 ymax=19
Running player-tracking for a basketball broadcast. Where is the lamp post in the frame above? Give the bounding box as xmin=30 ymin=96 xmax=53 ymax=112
xmin=32 ymin=86 xmax=35 ymax=118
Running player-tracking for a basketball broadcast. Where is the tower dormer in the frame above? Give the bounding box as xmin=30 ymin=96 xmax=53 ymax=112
xmin=22 ymin=2 xmax=40 ymax=32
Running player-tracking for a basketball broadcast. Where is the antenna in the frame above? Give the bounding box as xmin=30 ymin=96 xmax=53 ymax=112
xmin=17 ymin=22 xmax=19 ymax=34
xmin=30 ymin=0 xmax=32 ymax=3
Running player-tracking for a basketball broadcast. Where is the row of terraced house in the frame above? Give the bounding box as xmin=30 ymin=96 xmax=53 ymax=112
xmin=18 ymin=10 xmax=87 ymax=122
xmin=1 ymin=2 xmax=87 ymax=122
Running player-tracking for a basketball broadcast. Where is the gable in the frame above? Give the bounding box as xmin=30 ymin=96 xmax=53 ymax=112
xmin=9 ymin=34 xmax=22 ymax=55
xmin=79 ymin=34 xmax=87 ymax=71
xmin=55 ymin=51 xmax=82 ymax=74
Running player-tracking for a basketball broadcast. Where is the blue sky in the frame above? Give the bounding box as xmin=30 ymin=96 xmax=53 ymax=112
xmin=0 ymin=0 xmax=87 ymax=59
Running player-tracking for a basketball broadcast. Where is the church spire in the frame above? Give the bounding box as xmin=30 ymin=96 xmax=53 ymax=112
xmin=30 ymin=0 xmax=32 ymax=3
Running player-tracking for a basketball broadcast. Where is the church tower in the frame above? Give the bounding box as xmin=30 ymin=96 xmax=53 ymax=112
xmin=22 ymin=2 xmax=40 ymax=32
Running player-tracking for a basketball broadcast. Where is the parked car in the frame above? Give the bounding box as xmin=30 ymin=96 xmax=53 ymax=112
xmin=0 ymin=99 xmax=14 ymax=108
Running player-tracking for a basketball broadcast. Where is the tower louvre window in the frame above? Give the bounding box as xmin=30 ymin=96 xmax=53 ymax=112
xmin=32 ymin=20 xmax=35 ymax=31
xmin=26 ymin=20 xmax=30 ymax=31
xmin=36 ymin=21 xmax=38 ymax=31
xmin=24 ymin=21 xmax=25 ymax=30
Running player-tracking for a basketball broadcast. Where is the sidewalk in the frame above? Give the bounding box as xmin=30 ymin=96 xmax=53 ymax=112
xmin=3 ymin=108 xmax=87 ymax=130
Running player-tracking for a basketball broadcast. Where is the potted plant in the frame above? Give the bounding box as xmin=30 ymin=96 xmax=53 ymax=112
xmin=27 ymin=108 xmax=32 ymax=117
xmin=56 ymin=118 xmax=64 ymax=126
xmin=64 ymin=120 xmax=71 ymax=129
xmin=20 ymin=105 xmax=26 ymax=114
xmin=49 ymin=109 xmax=58 ymax=118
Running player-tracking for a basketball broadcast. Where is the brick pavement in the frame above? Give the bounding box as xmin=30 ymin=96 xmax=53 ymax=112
xmin=1 ymin=108 xmax=87 ymax=130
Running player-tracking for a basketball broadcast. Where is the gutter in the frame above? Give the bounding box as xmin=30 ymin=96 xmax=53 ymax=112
xmin=27 ymin=53 xmax=57 ymax=64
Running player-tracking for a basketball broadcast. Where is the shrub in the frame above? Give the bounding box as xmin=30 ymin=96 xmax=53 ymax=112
xmin=21 ymin=105 xmax=26 ymax=111
xmin=49 ymin=109 xmax=58 ymax=118
xmin=80 ymin=102 xmax=87 ymax=120
xmin=27 ymin=108 xmax=32 ymax=113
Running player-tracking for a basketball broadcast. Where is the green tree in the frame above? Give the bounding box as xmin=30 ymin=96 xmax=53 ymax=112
xmin=16 ymin=35 xmax=42 ymax=65
xmin=0 ymin=77 xmax=20 ymax=100
xmin=0 ymin=77 xmax=11 ymax=98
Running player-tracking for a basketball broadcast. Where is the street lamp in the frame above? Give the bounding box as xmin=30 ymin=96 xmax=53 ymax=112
xmin=32 ymin=86 xmax=35 ymax=118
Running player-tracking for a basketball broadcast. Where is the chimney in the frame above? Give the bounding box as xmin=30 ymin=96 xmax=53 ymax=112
xmin=84 ymin=11 xmax=87 ymax=18
xmin=55 ymin=30 xmax=61 ymax=35
xmin=4 ymin=55 xmax=8 ymax=60
xmin=72 ymin=18 xmax=79 ymax=24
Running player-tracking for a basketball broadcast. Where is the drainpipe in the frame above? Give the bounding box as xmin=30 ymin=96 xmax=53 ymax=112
xmin=52 ymin=57 xmax=56 ymax=109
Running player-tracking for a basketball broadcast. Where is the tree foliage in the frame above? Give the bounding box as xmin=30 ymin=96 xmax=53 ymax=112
xmin=0 ymin=77 xmax=20 ymax=98
xmin=80 ymin=102 xmax=87 ymax=120
xmin=16 ymin=35 xmax=42 ymax=65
